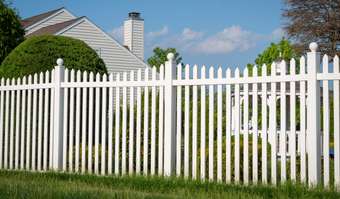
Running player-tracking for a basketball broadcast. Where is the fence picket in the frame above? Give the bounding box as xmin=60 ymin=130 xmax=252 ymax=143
xmin=122 ymin=72 xmax=127 ymax=175
xmin=136 ymin=70 xmax=142 ymax=174
xmin=43 ymin=71 xmax=49 ymax=170
xmin=176 ymin=64 xmax=182 ymax=176
xmin=234 ymin=68 xmax=240 ymax=182
xmin=75 ymin=71 xmax=81 ymax=172
xmin=300 ymin=57 xmax=307 ymax=183
xmin=270 ymin=63 xmax=277 ymax=184
xmin=129 ymin=71 xmax=135 ymax=175
xmin=158 ymin=65 xmax=164 ymax=175
xmin=226 ymin=68 xmax=232 ymax=182
xmin=37 ymin=73 xmax=44 ymax=171
xmin=252 ymin=65 xmax=258 ymax=183
xmin=243 ymin=67 xmax=249 ymax=184
xmin=32 ymin=74 xmax=38 ymax=171
xmin=88 ymin=72 xmax=94 ymax=173
xmin=290 ymin=59 xmax=296 ymax=181
xmin=143 ymin=68 xmax=149 ymax=175
xmin=68 ymin=70 xmax=75 ymax=172
xmin=184 ymin=64 xmax=190 ymax=178
xmin=94 ymin=73 xmax=100 ymax=174
xmin=101 ymin=74 xmax=107 ymax=175
xmin=4 ymin=79 xmax=9 ymax=169
xmin=334 ymin=55 xmax=340 ymax=187
xmin=280 ymin=61 xmax=287 ymax=182
xmin=0 ymin=78 xmax=4 ymax=169
xmin=151 ymin=67 xmax=157 ymax=175
xmin=108 ymin=73 xmax=114 ymax=174
xmin=20 ymin=77 xmax=26 ymax=169
xmin=82 ymin=71 xmax=88 ymax=173
xmin=49 ymin=70 xmax=54 ymax=169
xmin=200 ymin=66 xmax=206 ymax=180
xmin=14 ymin=78 xmax=21 ymax=169
xmin=26 ymin=76 xmax=32 ymax=169
xmin=209 ymin=66 xmax=215 ymax=181
xmin=115 ymin=73 xmax=120 ymax=175
xmin=10 ymin=78 xmax=15 ymax=170
xmin=192 ymin=65 xmax=198 ymax=179
xmin=217 ymin=67 xmax=222 ymax=181
xmin=261 ymin=64 xmax=268 ymax=183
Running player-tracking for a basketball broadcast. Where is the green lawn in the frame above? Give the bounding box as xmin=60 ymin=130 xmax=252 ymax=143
xmin=0 ymin=170 xmax=339 ymax=199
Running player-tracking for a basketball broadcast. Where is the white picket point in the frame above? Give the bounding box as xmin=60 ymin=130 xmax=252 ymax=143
xmin=68 ymin=70 xmax=75 ymax=172
xmin=200 ymin=66 xmax=206 ymax=180
xmin=192 ymin=65 xmax=198 ymax=179
xmin=300 ymin=57 xmax=307 ymax=183
xmin=9 ymin=78 xmax=15 ymax=170
xmin=62 ymin=69 xmax=69 ymax=171
xmin=32 ymin=74 xmax=38 ymax=171
xmin=261 ymin=64 xmax=268 ymax=183
xmin=143 ymin=68 xmax=149 ymax=175
xmin=226 ymin=68 xmax=232 ymax=182
xmin=4 ymin=79 xmax=9 ymax=169
xmin=108 ymin=73 xmax=114 ymax=174
xmin=176 ymin=63 xmax=182 ymax=176
xmin=75 ymin=70 xmax=81 ymax=173
xmin=234 ymin=68 xmax=240 ymax=182
xmin=122 ymin=72 xmax=127 ymax=175
xmin=280 ymin=60 xmax=286 ymax=182
xmin=14 ymin=78 xmax=21 ymax=170
xmin=129 ymin=71 xmax=135 ymax=175
xmin=334 ymin=55 xmax=340 ymax=187
xmin=101 ymin=74 xmax=107 ymax=175
xmin=184 ymin=64 xmax=190 ymax=178
xmin=217 ymin=67 xmax=222 ymax=181
xmin=20 ymin=77 xmax=26 ymax=170
xmin=151 ymin=67 xmax=157 ymax=175
xmin=243 ymin=67 xmax=249 ymax=184
xmin=94 ymin=73 xmax=100 ymax=174
xmin=270 ymin=62 xmax=277 ymax=185
xmin=158 ymin=65 xmax=164 ymax=175
xmin=82 ymin=71 xmax=88 ymax=173
xmin=88 ymin=72 xmax=94 ymax=173
xmin=136 ymin=70 xmax=142 ymax=174
xmin=209 ymin=66 xmax=215 ymax=181
xmin=115 ymin=73 xmax=120 ymax=175
xmin=290 ymin=59 xmax=296 ymax=181
xmin=0 ymin=78 xmax=4 ymax=169
xmin=43 ymin=71 xmax=50 ymax=170
xmin=26 ymin=76 xmax=32 ymax=169
xmin=252 ymin=65 xmax=258 ymax=183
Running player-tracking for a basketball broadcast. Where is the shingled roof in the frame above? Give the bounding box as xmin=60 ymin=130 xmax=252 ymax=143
xmin=21 ymin=7 xmax=63 ymax=29
xmin=26 ymin=17 xmax=83 ymax=37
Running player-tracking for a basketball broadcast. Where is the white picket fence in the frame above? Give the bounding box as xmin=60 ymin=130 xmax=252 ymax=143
xmin=0 ymin=42 xmax=340 ymax=187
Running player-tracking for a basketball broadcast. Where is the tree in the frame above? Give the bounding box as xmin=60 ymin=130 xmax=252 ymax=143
xmin=282 ymin=0 xmax=340 ymax=56
xmin=0 ymin=35 xmax=107 ymax=78
xmin=0 ymin=0 xmax=25 ymax=64
xmin=247 ymin=38 xmax=298 ymax=75
xmin=147 ymin=47 xmax=182 ymax=69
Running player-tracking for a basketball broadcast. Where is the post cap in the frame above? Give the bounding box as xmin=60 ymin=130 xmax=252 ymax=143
xmin=309 ymin=42 xmax=318 ymax=52
xmin=56 ymin=58 xmax=64 ymax=66
xmin=167 ymin=53 xmax=174 ymax=61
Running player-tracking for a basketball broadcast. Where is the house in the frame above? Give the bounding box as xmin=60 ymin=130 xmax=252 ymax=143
xmin=20 ymin=7 xmax=148 ymax=73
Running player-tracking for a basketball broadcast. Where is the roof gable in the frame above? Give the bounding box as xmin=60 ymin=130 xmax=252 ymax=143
xmin=21 ymin=7 xmax=64 ymax=29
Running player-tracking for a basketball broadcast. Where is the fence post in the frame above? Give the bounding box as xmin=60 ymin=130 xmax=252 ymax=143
xmin=52 ymin=58 xmax=65 ymax=170
xmin=307 ymin=42 xmax=321 ymax=186
xmin=163 ymin=53 xmax=177 ymax=176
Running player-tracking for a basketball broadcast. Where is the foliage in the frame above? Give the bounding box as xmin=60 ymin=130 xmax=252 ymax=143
xmin=0 ymin=35 xmax=107 ymax=78
xmin=147 ymin=47 xmax=182 ymax=69
xmin=1 ymin=170 xmax=339 ymax=198
xmin=247 ymin=39 xmax=299 ymax=75
xmin=282 ymin=0 xmax=340 ymax=56
xmin=0 ymin=0 xmax=25 ymax=64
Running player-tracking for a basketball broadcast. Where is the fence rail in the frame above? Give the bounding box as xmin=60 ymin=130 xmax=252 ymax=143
xmin=0 ymin=42 xmax=340 ymax=187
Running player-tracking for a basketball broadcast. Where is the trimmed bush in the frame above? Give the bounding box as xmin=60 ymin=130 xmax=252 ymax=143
xmin=0 ymin=35 xmax=107 ymax=78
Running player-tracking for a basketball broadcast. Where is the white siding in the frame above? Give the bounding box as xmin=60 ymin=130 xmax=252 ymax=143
xmin=25 ymin=10 xmax=76 ymax=35
xmin=61 ymin=20 xmax=147 ymax=73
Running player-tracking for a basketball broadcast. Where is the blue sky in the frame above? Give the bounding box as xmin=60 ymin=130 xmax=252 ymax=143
xmin=12 ymin=0 xmax=285 ymax=69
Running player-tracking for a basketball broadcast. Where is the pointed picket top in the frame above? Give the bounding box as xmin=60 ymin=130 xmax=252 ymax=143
xmin=193 ymin=65 xmax=198 ymax=79
xmin=6 ymin=78 xmax=10 ymax=86
xmin=39 ymin=72 xmax=44 ymax=83
xmin=1 ymin=77 xmax=4 ymax=86
xmin=152 ymin=66 xmax=157 ymax=80
xmin=89 ymin=72 xmax=94 ymax=82
xmin=22 ymin=76 xmax=27 ymax=85
xmin=95 ymin=72 xmax=101 ymax=82
xmin=185 ymin=64 xmax=190 ymax=79
xmin=209 ymin=66 xmax=215 ymax=79
xmin=64 ymin=68 xmax=69 ymax=82
xmin=109 ymin=72 xmax=114 ymax=82
xmin=76 ymin=70 xmax=81 ymax=82
xmin=262 ymin=64 xmax=267 ymax=76
xmin=130 ymin=70 xmax=135 ymax=81
xmin=116 ymin=72 xmax=121 ymax=82
xmin=17 ymin=77 xmax=21 ymax=85
xmin=33 ymin=73 xmax=38 ymax=84
xmin=226 ymin=67 xmax=232 ymax=78
xmin=299 ymin=56 xmax=306 ymax=74
xmin=51 ymin=69 xmax=55 ymax=82
xmin=217 ymin=66 xmax=223 ymax=79
xmin=137 ymin=69 xmax=142 ymax=81
xmin=144 ymin=68 xmax=149 ymax=81
xmin=159 ymin=64 xmax=164 ymax=80
xmin=11 ymin=78 xmax=16 ymax=86
xmin=253 ymin=65 xmax=258 ymax=77
xmin=28 ymin=75 xmax=32 ymax=84
xmin=201 ymin=65 xmax=206 ymax=79
xmin=322 ymin=55 xmax=329 ymax=73
xmin=45 ymin=70 xmax=50 ymax=83
xmin=271 ymin=62 xmax=276 ymax=76
xmin=243 ymin=67 xmax=248 ymax=78
xmin=83 ymin=71 xmax=88 ymax=82
xmin=102 ymin=73 xmax=107 ymax=82
xmin=235 ymin=67 xmax=240 ymax=77
xmin=70 ymin=69 xmax=75 ymax=82
xmin=334 ymin=54 xmax=339 ymax=73
xmin=123 ymin=72 xmax=127 ymax=82
xmin=177 ymin=63 xmax=183 ymax=79
xmin=280 ymin=60 xmax=286 ymax=76
xmin=290 ymin=59 xmax=296 ymax=75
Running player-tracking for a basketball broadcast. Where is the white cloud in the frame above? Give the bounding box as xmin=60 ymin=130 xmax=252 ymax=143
xmin=181 ymin=28 xmax=204 ymax=41
xmin=147 ymin=26 xmax=169 ymax=38
xmin=270 ymin=27 xmax=286 ymax=40
xmin=111 ymin=26 xmax=123 ymax=43
xmin=193 ymin=26 xmax=258 ymax=54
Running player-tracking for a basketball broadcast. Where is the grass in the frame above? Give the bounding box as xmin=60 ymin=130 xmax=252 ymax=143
xmin=0 ymin=170 xmax=339 ymax=199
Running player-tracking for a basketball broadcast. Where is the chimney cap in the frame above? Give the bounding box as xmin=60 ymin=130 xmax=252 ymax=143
xmin=128 ymin=12 xmax=143 ymax=20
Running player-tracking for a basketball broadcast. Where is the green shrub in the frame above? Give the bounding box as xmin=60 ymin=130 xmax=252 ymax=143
xmin=0 ymin=35 xmax=107 ymax=78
